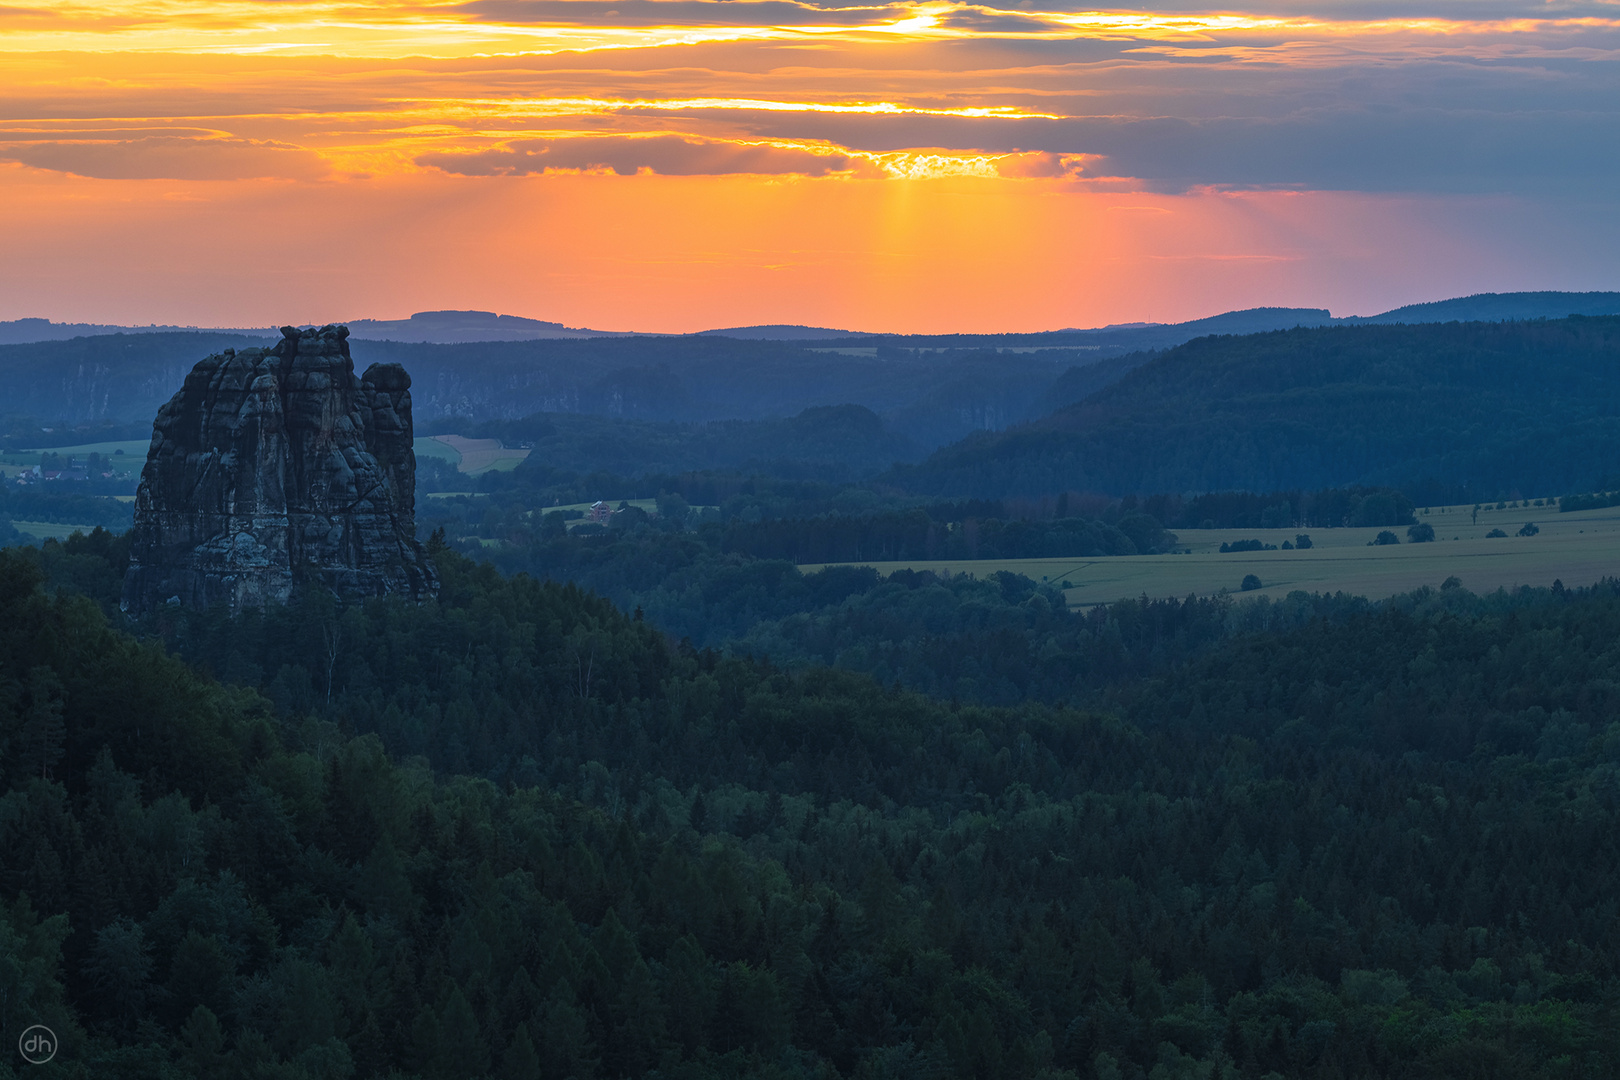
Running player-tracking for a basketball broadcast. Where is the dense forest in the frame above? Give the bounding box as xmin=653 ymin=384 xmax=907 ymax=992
xmin=432 ymin=406 xmax=922 ymax=482
xmin=3 ymin=529 xmax=1619 ymax=1078
xmin=7 ymin=308 xmax=1620 ymax=1078
xmin=431 ymin=459 xmax=1421 ymax=548
xmin=895 ymin=316 xmax=1620 ymax=500
xmin=407 ymin=480 xmax=1433 ymax=683
xmin=0 ymin=489 xmax=133 ymax=532
xmin=0 ymin=333 xmax=271 ymax=435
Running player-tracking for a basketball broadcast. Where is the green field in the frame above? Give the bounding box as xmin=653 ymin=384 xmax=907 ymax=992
xmin=414 ymin=435 xmax=535 ymax=475
xmin=7 ymin=439 xmax=149 ymax=466
xmin=805 ymin=500 xmax=1620 ymax=605
xmin=412 ymin=437 xmax=462 ymax=465
xmin=10 ymin=521 xmax=104 ymax=541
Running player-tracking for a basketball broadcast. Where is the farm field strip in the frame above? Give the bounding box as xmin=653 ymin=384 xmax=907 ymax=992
xmin=9 ymin=520 xmax=109 ymax=541
xmin=412 ymin=437 xmax=462 ymax=465
xmin=425 ymin=435 xmax=529 ymax=474
xmin=803 ymin=502 xmax=1620 ymax=606
xmin=15 ymin=439 xmax=149 ymax=460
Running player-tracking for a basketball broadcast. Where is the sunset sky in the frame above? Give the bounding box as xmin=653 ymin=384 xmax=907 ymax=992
xmin=3 ymin=0 xmax=1619 ymax=332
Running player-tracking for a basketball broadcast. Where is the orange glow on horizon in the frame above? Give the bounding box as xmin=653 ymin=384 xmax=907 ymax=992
xmin=0 ymin=163 xmax=1594 ymax=333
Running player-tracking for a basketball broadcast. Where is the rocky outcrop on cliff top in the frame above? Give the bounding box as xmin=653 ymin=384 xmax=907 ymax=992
xmin=121 ymin=324 xmax=438 ymax=613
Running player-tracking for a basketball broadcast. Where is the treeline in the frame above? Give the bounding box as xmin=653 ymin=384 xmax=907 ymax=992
xmin=424 ymin=466 xmax=1424 ymax=551
xmin=914 ymin=485 xmax=1414 ymax=532
xmin=0 ymin=418 xmax=151 ymax=451
xmin=418 ymin=516 xmax=1188 ymax=675
xmin=1561 ymin=490 xmax=1620 ymax=513
xmin=401 ymin=514 xmax=1346 ymax=707
xmin=1138 ymin=486 xmax=1415 ymax=529
xmin=0 ymin=485 xmax=135 ymax=529
xmin=713 ymin=510 xmax=1176 ymax=564
xmin=434 ymin=464 xmax=893 ymax=521
xmin=6 ymin=539 xmax=1620 ymax=1076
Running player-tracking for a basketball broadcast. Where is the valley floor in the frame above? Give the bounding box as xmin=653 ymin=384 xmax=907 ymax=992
xmin=808 ymin=500 xmax=1620 ymax=606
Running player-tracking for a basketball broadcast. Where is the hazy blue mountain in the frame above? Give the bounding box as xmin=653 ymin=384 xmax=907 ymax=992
xmin=756 ymin=306 xmax=1335 ymax=352
xmin=0 ymin=310 xmax=631 ymax=346
xmin=0 ymin=318 xmax=270 ymax=345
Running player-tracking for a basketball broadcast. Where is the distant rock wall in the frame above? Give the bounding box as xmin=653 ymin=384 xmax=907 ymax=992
xmin=121 ymin=325 xmax=438 ymax=613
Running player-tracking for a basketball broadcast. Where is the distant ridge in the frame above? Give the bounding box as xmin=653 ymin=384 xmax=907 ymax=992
xmin=1346 ymin=291 xmax=1620 ymax=325
xmin=0 ymin=310 xmax=640 ymax=346
xmin=697 ymin=324 xmax=869 ymax=340
xmin=344 ymin=310 xmax=640 ymax=344
xmin=698 ymin=308 xmax=1333 ymax=344
xmin=1173 ymin=307 xmax=1334 ymax=334
xmin=0 ymin=318 xmax=264 ymax=346
xmin=3 ymin=291 xmax=1618 ymax=347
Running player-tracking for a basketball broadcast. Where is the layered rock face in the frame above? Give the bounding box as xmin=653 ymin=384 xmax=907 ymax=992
xmin=121 ymin=325 xmax=439 ymax=613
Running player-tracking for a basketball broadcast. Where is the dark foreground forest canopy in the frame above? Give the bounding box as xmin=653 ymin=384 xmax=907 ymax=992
xmin=3 ymin=535 xmax=1620 ymax=1077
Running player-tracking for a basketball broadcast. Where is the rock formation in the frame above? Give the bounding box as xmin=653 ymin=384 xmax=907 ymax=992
xmin=121 ymin=324 xmax=438 ymax=613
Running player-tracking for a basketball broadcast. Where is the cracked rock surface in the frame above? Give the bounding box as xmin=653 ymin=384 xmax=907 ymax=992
xmin=122 ymin=324 xmax=439 ymax=613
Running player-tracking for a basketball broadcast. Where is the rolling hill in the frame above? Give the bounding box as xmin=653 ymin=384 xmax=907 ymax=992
xmin=892 ymin=315 xmax=1620 ymax=501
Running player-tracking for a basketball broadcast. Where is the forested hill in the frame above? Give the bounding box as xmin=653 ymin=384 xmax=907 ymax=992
xmin=6 ymin=534 xmax=1620 ymax=1077
xmin=893 ymin=316 xmax=1620 ymax=500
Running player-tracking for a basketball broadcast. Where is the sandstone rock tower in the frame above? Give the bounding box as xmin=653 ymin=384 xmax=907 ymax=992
xmin=121 ymin=324 xmax=439 ymax=613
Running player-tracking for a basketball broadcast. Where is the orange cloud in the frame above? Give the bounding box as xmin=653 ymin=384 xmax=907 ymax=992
xmin=0 ymin=136 xmax=329 ymax=180
xmin=5 ymin=0 xmax=1617 ymax=57
xmin=417 ymin=133 xmax=864 ymax=175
